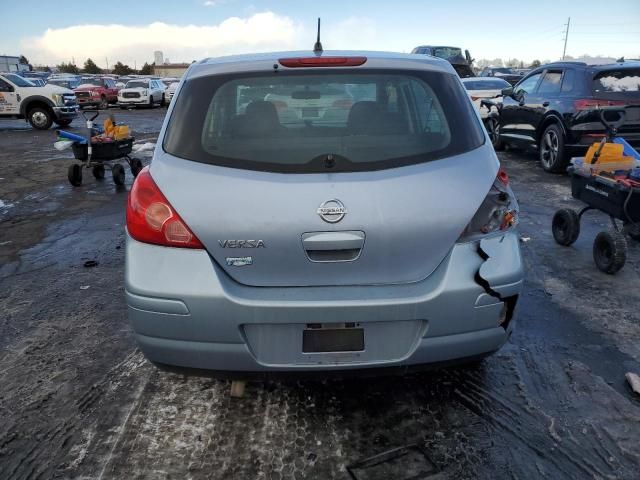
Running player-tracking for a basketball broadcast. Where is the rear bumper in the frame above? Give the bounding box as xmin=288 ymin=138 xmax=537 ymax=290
xmin=567 ymin=129 xmax=640 ymax=149
xmin=125 ymin=231 xmax=524 ymax=372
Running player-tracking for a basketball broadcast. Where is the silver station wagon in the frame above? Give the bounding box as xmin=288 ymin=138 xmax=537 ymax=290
xmin=125 ymin=50 xmax=524 ymax=373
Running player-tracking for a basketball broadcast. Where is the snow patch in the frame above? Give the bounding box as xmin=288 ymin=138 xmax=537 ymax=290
xmin=132 ymin=142 xmax=156 ymax=152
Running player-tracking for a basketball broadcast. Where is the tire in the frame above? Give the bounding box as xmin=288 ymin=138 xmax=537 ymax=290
xmin=99 ymin=95 xmax=108 ymax=110
xmin=112 ymin=164 xmax=125 ymax=186
xmin=552 ymin=208 xmax=580 ymax=246
xmin=92 ymin=164 xmax=105 ymax=180
xmin=68 ymin=163 xmax=83 ymax=186
xmin=160 ymin=94 xmax=166 ymax=108
xmin=130 ymin=158 xmax=143 ymax=177
xmin=28 ymin=107 xmax=53 ymax=130
xmin=593 ymin=230 xmax=627 ymax=274
xmin=539 ymin=123 xmax=569 ymax=173
xmin=148 ymin=96 xmax=154 ymax=109
xmin=485 ymin=117 xmax=504 ymax=151
xmin=625 ymin=222 xmax=640 ymax=241
xmin=54 ymin=118 xmax=72 ymax=127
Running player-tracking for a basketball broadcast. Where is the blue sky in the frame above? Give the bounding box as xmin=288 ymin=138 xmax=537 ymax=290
xmin=1 ymin=0 xmax=639 ymax=67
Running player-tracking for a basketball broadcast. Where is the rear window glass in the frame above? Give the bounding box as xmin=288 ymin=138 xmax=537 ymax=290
xmin=593 ymin=69 xmax=640 ymax=93
xmin=163 ymin=70 xmax=484 ymax=173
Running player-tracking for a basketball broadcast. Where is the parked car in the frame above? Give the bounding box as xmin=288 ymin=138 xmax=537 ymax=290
xmin=74 ymin=76 xmax=119 ymax=109
xmin=499 ymin=60 xmax=640 ymax=172
xmin=479 ymin=67 xmax=522 ymax=86
xmin=118 ymin=78 xmax=166 ymax=108
xmin=48 ymin=77 xmax=81 ymax=90
xmin=161 ymin=77 xmax=180 ymax=87
xmin=514 ymin=68 xmax=531 ymax=77
xmin=21 ymin=71 xmax=50 ymax=85
xmin=461 ymin=77 xmax=511 ymax=149
xmin=165 ymin=81 xmax=179 ymax=103
xmin=0 ymin=72 xmax=78 ymax=129
xmin=20 ymin=76 xmax=46 ymax=87
xmin=125 ymin=50 xmax=523 ymax=374
xmin=411 ymin=45 xmax=475 ymax=78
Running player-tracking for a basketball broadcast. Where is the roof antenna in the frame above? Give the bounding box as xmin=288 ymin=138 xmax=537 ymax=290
xmin=313 ymin=18 xmax=323 ymax=54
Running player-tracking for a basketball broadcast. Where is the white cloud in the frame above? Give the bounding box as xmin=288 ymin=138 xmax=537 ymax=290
xmin=203 ymin=0 xmax=217 ymax=5
xmin=21 ymin=12 xmax=298 ymax=67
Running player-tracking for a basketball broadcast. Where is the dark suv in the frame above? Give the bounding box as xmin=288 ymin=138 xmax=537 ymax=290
xmin=499 ymin=61 xmax=640 ymax=172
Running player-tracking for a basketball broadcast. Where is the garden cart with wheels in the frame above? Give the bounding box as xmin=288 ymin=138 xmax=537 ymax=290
xmin=552 ymin=107 xmax=640 ymax=274
xmin=66 ymin=110 xmax=143 ymax=187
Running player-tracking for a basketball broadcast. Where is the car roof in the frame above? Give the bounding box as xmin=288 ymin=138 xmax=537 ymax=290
xmin=189 ymin=50 xmax=456 ymax=79
xmin=414 ymin=45 xmax=460 ymax=49
xmin=542 ymin=60 xmax=640 ymax=70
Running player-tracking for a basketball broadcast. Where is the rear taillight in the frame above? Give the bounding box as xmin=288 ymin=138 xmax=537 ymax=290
xmin=574 ymin=99 xmax=626 ymax=110
xmin=126 ymin=167 xmax=204 ymax=249
xmin=458 ymin=169 xmax=518 ymax=242
xmin=278 ymin=56 xmax=367 ymax=68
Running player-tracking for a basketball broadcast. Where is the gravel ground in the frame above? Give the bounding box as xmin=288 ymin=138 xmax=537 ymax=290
xmin=1 ymin=108 xmax=639 ymax=480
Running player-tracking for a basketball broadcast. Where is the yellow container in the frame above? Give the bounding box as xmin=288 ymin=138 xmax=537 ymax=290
xmin=584 ymin=142 xmax=635 ymax=173
xmin=114 ymin=125 xmax=130 ymax=140
xmin=585 ymin=142 xmax=623 ymax=164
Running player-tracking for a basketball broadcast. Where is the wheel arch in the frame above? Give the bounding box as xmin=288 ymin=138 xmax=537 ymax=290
xmin=536 ymin=113 xmax=567 ymax=146
xmin=20 ymin=96 xmax=55 ymax=117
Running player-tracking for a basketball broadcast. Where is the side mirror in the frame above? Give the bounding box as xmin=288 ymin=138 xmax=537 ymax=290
xmin=501 ymin=87 xmax=514 ymax=97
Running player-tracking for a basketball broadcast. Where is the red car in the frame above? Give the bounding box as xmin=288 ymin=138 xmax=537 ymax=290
xmin=74 ymin=77 xmax=119 ymax=109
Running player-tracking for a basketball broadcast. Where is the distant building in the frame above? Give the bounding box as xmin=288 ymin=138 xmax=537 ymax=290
xmin=154 ymin=51 xmax=164 ymax=65
xmin=0 ymin=55 xmax=29 ymax=73
xmin=153 ymin=63 xmax=190 ymax=78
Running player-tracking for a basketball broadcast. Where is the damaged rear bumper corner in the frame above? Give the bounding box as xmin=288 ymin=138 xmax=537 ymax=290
xmin=473 ymin=232 xmax=524 ymax=332
xmin=477 ymin=233 xmax=523 ymax=297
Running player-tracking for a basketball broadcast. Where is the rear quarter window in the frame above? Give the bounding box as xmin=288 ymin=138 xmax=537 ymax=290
xmin=163 ymin=69 xmax=485 ymax=173
xmin=593 ymin=69 xmax=640 ymax=94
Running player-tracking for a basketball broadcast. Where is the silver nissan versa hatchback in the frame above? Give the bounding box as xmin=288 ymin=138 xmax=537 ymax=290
xmin=125 ymin=50 xmax=524 ymax=373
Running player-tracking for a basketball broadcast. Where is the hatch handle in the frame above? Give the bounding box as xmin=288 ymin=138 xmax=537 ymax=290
xmin=302 ymin=231 xmax=365 ymax=251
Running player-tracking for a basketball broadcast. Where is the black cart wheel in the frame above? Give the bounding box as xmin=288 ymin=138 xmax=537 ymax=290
xmin=112 ymin=164 xmax=125 ymax=186
xmin=552 ymin=208 xmax=580 ymax=246
xmin=92 ymin=164 xmax=105 ymax=179
xmin=625 ymin=222 xmax=640 ymax=241
xmin=593 ymin=230 xmax=627 ymax=274
xmin=68 ymin=163 xmax=83 ymax=186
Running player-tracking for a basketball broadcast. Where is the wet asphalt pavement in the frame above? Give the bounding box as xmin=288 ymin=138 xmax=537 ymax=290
xmin=1 ymin=108 xmax=639 ymax=480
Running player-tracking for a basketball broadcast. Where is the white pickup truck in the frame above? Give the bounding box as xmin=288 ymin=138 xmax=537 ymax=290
xmin=0 ymin=72 xmax=79 ymax=129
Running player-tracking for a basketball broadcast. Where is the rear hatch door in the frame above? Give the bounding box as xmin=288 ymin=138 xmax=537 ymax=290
xmin=153 ymin=147 xmax=496 ymax=287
